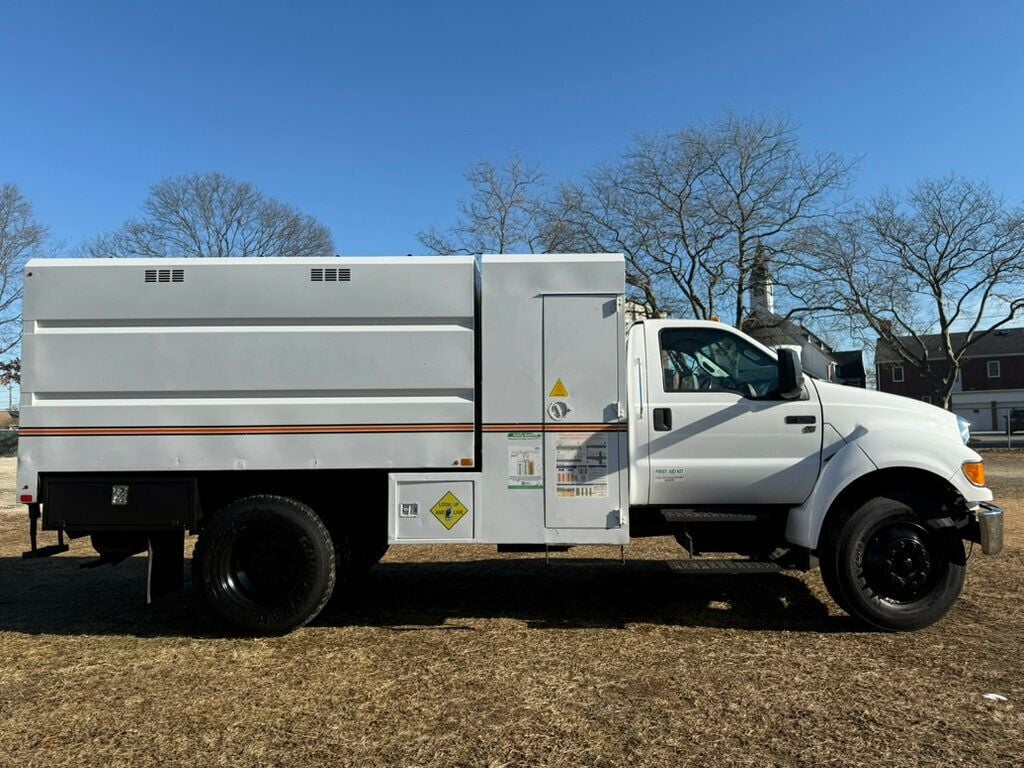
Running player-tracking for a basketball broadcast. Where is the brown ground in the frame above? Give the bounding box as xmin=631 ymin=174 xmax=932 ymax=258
xmin=0 ymin=455 xmax=1021 ymax=768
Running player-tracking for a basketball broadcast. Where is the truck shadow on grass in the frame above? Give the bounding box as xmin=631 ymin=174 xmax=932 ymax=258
xmin=0 ymin=555 xmax=861 ymax=637
xmin=320 ymin=558 xmax=858 ymax=634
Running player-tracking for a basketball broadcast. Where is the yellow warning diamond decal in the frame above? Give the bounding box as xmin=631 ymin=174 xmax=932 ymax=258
xmin=430 ymin=491 xmax=468 ymax=530
xmin=549 ymin=378 xmax=569 ymax=397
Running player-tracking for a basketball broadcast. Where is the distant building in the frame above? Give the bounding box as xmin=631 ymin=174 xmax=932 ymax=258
xmin=624 ymin=299 xmax=667 ymax=324
xmin=743 ymin=311 xmax=867 ymax=386
xmin=875 ymin=328 xmax=1024 ymax=430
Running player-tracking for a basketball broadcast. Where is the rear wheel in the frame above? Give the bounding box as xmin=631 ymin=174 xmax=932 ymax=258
xmin=820 ymin=494 xmax=965 ymax=631
xmin=193 ymin=495 xmax=336 ymax=634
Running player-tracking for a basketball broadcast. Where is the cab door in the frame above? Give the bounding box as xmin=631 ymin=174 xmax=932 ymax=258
xmin=638 ymin=322 xmax=822 ymax=506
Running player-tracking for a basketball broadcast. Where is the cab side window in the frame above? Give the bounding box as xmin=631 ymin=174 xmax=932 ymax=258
xmin=660 ymin=327 xmax=781 ymax=399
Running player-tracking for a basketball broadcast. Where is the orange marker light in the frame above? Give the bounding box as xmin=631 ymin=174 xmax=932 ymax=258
xmin=962 ymin=461 xmax=986 ymax=487
xmin=459 ymin=458 xmax=474 ymax=467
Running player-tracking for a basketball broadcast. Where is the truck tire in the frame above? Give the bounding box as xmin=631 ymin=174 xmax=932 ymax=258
xmin=193 ymin=495 xmax=336 ymax=635
xmin=819 ymin=494 xmax=966 ymax=631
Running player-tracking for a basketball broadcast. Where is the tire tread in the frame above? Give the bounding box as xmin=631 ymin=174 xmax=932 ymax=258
xmin=193 ymin=494 xmax=336 ymax=634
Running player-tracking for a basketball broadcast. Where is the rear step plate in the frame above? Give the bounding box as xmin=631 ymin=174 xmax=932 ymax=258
xmin=667 ymin=559 xmax=782 ymax=574
xmin=660 ymin=509 xmax=759 ymax=523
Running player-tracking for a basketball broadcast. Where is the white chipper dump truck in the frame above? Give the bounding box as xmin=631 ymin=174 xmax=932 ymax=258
xmin=16 ymin=254 xmax=1003 ymax=633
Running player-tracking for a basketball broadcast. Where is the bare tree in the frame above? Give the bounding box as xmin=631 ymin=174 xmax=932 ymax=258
xmin=552 ymin=135 xmax=729 ymax=319
xmin=0 ymin=184 xmax=48 ymax=355
xmin=698 ymin=113 xmax=854 ymax=326
xmin=418 ymin=157 xmax=550 ymax=254
xmin=0 ymin=357 xmax=20 ymax=410
xmin=549 ymin=113 xmax=854 ymax=325
xmin=816 ymin=176 xmax=1024 ymax=407
xmin=83 ymin=172 xmax=334 ymax=258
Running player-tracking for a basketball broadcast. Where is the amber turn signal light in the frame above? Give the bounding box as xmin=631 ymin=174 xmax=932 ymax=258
xmin=962 ymin=461 xmax=986 ymax=487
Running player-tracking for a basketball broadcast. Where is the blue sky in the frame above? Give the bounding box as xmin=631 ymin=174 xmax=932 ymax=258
xmin=2 ymin=1 xmax=1023 ymax=255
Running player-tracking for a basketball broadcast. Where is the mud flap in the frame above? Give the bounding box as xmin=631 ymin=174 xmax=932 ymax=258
xmin=147 ymin=529 xmax=185 ymax=603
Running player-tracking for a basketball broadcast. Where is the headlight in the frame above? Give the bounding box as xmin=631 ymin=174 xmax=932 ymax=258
xmin=957 ymin=416 xmax=971 ymax=445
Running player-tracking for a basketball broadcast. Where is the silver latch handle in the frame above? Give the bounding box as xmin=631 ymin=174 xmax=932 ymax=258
xmin=634 ymin=357 xmax=644 ymax=418
xmin=547 ymin=401 xmax=573 ymax=421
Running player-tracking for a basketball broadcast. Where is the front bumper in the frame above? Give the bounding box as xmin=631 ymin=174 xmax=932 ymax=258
xmin=976 ymin=502 xmax=1004 ymax=555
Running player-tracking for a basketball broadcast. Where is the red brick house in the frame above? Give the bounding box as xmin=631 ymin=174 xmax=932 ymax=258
xmin=875 ymin=328 xmax=1024 ymax=430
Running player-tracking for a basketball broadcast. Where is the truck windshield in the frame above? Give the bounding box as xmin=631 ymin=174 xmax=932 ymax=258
xmin=660 ymin=327 xmax=780 ymax=398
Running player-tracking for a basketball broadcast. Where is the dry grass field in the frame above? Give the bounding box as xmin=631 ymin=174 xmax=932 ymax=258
xmin=0 ymin=455 xmax=1021 ymax=767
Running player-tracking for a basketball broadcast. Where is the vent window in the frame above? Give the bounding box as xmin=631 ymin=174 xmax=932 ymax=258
xmin=145 ymin=268 xmax=184 ymax=284
xmin=310 ymin=267 xmax=351 ymax=282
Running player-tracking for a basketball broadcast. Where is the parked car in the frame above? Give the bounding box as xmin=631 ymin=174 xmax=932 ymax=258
xmin=1009 ymin=409 xmax=1024 ymax=434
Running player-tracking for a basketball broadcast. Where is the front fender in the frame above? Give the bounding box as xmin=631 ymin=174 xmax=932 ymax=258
xmin=855 ymin=428 xmax=992 ymax=506
xmin=785 ymin=439 xmax=876 ymax=549
xmin=785 ymin=427 xmax=992 ymax=550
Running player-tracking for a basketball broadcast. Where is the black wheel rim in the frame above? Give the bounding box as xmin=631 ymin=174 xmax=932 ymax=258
xmin=220 ymin=526 xmax=304 ymax=611
xmin=861 ymin=519 xmax=941 ymax=604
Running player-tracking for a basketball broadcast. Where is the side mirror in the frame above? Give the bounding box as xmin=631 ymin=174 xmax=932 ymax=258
xmin=777 ymin=348 xmax=804 ymax=400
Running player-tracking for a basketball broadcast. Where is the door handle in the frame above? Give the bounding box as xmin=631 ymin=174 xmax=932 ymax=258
xmin=653 ymin=408 xmax=672 ymax=431
xmin=785 ymin=415 xmax=816 ymax=425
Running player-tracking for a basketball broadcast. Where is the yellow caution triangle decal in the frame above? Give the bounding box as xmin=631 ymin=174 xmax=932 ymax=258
xmin=549 ymin=378 xmax=569 ymax=397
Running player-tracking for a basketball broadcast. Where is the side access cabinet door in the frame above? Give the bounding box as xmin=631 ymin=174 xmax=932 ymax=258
xmin=542 ymin=294 xmax=625 ymax=529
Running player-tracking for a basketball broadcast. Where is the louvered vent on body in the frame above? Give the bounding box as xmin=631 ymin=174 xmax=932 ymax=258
xmin=310 ymin=267 xmax=351 ymax=282
xmin=144 ymin=268 xmax=185 ymax=284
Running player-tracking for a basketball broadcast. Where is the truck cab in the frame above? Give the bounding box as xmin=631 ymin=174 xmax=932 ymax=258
xmin=622 ymin=316 xmax=1002 ymax=632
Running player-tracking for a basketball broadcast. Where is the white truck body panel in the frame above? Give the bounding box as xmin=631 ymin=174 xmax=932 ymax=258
xmin=472 ymin=254 xmax=628 ymax=545
xmin=19 ymin=254 xmax=630 ymax=547
xmin=18 ymin=257 xmax=477 ymax=496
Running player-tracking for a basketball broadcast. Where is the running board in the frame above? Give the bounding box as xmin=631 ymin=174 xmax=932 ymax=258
xmin=667 ymin=559 xmax=783 ymax=574
xmin=660 ymin=509 xmax=760 ymax=523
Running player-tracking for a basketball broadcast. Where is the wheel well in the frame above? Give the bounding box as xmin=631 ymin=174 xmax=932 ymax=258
xmin=195 ymin=469 xmax=389 ymax=532
xmin=821 ymin=467 xmax=967 ymax=539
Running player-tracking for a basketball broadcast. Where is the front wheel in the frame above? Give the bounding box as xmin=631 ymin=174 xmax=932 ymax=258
xmin=193 ymin=495 xmax=336 ymax=634
xmin=819 ymin=495 xmax=966 ymax=631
